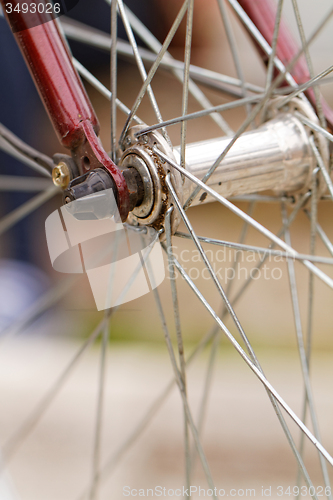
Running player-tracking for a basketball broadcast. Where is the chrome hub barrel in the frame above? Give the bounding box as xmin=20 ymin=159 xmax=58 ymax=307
xmin=175 ymin=113 xmax=315 ymax=206
xmin=120 ymin=102 xmax=329 ymax=233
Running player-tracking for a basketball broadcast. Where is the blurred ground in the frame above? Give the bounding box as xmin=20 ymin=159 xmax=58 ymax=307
xmin=0 ymin=336 xmax=332 ymax=500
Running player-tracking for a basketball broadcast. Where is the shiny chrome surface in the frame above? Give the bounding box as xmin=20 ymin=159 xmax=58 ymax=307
xmin=175 ymin=113 xmax=315 ymax=207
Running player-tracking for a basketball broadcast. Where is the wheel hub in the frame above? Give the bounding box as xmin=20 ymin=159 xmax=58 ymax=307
xmin=118 ymin=125 xmax=183 ymax=235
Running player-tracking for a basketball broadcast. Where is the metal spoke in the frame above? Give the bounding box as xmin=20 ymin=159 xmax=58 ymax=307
xmin=135 ymin=93 xmax=265 ymax=137
xmin=61 ymin=17 xmax=265 ymax=96
xmin=89 ymin=320 xmax=110 ymax=500
xmin=222 ymin=201 xmax=256 ymax=311
xmin=191 ymin=333 xmax=220 ymax=477
xmin=238 ymin=3 xmax=333 ymax=118
xmin=275 ymin=78 xmax=333 ymax=93
xmin=75 ymin=194 xmax=325 ymax=498
xmin=265 ymin=0 xmax=284 ymax=91
xmin=182 ymin=99 xmax=270 ymax=210
xmin=165 ymin=208 xmax=191 ymax=497
xmin=0 ymin=235 xmax=158 ymax=468
xmin=118 ymin=0 xmax=190 ymax=145
xmin=156 ymin=148 xmax=333 ymax=289
xmin=291 ymin=0 xmax=326 ymax=128
xmin=310 ymin=136 xmax=333 ymax=201
xmin=297 ymin=169 xmax=318 ymax=496
xmin=167 ymin=177 xmax=325 ymax=492
xmin=175 ymin=257 xmax=318 ymax=498
xmin=277 ymin=64 xmax=333 ymax=110
xmin=174 ymin=231 xmax=333 ymax=266
xmin=62 ymin=4 xmax=333 ymax=103
xmin=76 ymin=316 xmax=226 ymax=500
xmin=270 ymin=6 xmax=333 ymax=98
xmin=62 ymin=10 xmax=333 ymax=104
xmin=0 ymin=134 xmax=52 ymax=177
xmin=180 ymin=0 xmax=195 ymax=170
xmin=0 ymin=187 xmax=59 ymax=237
xmin=110 ymin=0 xmax=117 ymax=162
xmin=73 ymin=58 xmax=143 ymax=124
xmin=60 ymin=17 xmax=115 ymax=50
xmin=228 ymin=192 xmax=311 ymax=315
xmin=117 ymin=0 xmax=171 ymax=146
xmin=227 ymin=0 xmax=298 ymax=89
xmin=227 ymin=0 xmax=333 ymax=115
xmin=166 ymin=174 xmax=255 ymax=348
xmin=171 ymin=255 xmax=333 ymax=468
xmin=295 ymin=5 xmax=333 ymax=61
xmin=76 ymin=379 xmax=176 ymax=500
xmin=282 ymin=204 xmax=332 ymax=497
xmin=0 ymin=227 xmax=154 ymax=346
xmin=0 ymin=123 xmax=53 ymax=175
xmin=89 ymin=228 xmax=121 ymax=500
xmin=117 ymin=2 xmax=233 ymax=135
xmin=0 ymin=274 xmax=80 ymax=345
xmin=191 ymin=203 xmax=254 ymax=474
xmin=217 ymin=0 xmax=249 ymax=111
xmin=296 ymin=112 xmax=333 ymax=144
xmin=146 ymin=253 xmax=218 ymax=498
xmin=180 ymin=57 xmax=296 ymax=212
xmin=303 ymin=213 xmax=333 ymax=257
xmin=1 ymin=316 xmax=109 ymax=467
xmin=0 ymin=175 xmax=52 ymax=192
xmin=229 ymin=194 xmax=292 ymax=203
xmin=85 ymin=230 xmax=163 ymax=493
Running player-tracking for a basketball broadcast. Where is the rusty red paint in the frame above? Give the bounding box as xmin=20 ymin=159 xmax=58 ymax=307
xmin=1 ymin=0 xmax=130 ymax=220
xmin=2 ymin=0 xmax=99 ymax=148
xmin=79 ymin=120 xmax=130 ymax=221
xmin=237 ymin=0 xmax=333 ymax=130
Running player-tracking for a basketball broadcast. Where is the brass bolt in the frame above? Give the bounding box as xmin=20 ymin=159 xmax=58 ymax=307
xmin=52 ymin=162 xmax=70 ymax=189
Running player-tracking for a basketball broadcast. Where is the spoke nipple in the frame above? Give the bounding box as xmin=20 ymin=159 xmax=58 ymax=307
xmin=52 ymin=162 xmax=70 ymax=189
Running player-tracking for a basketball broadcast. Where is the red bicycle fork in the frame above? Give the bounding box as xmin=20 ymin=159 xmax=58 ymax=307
xmin=1 ymin=0 xmax=130 ymax=220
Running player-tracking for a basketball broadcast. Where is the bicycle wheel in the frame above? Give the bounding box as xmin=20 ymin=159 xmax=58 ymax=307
xmin=0 ymin=1 xmax=333 ymax=499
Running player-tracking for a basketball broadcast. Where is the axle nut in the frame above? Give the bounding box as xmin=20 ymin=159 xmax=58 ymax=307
xmin=52 ymin=162 xmax=70 ymax=189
